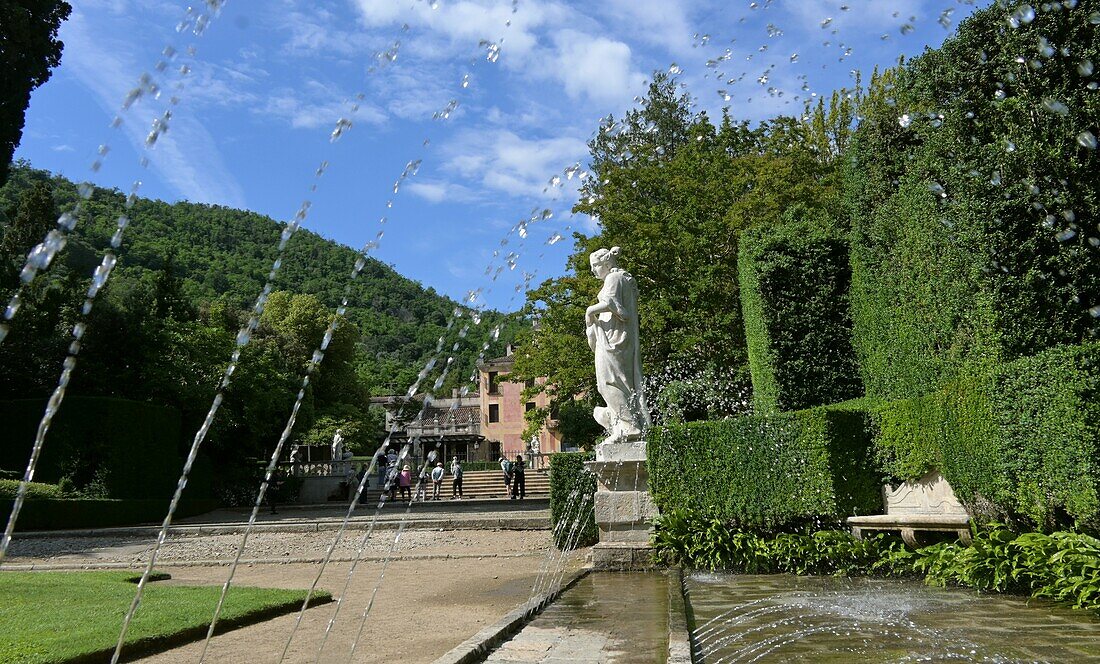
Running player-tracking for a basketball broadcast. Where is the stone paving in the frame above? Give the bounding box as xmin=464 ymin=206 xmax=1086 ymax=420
xmin=486 ymin=572 xmax=669 ymax=664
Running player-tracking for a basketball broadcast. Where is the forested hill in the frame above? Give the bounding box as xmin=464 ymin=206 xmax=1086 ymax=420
xmin=0 ymin=162 xmax=516 ymax=393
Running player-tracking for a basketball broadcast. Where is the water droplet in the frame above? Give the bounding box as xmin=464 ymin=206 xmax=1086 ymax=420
xmin=669 ymin=63 xmax=683 ymax=75
xmin=1008 ymin=4 xmax=1036 ymax=28
xmin=1077 ymin=131 xmax=1097 ymax=149
xmin=898 ymin=114 xmax=912 ymax=128
xmin=1041 ymin=98 xmax=1069 ymax=116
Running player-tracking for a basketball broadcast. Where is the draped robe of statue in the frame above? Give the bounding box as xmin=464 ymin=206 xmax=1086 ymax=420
xmin=587 ymin=266 xmax=650 ymax=442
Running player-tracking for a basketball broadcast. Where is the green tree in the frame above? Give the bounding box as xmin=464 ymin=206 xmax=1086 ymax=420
xmin=1 ymin=179 xmax=57 ymax=288
xmin=0 ymin=0 xmax=72 ymax=185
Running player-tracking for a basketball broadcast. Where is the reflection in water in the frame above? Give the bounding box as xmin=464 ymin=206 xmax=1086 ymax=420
xmin=687 ymin=573 xmax=1100 ymax=663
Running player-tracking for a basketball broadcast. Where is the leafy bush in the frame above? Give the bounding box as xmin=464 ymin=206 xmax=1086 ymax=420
xmin=0 ymin=479 xmax=63 ymax=501
xmin=548 ymin=452 xmax=597 ymax=549
xmin=0 ymin=397 xmax=186 ymax=501
xmin=738 ymin=214 xmax=862 ymax=413
xmin=648 ymin=401 xmax=880 ymax=530
xmin=874 ymin=342 xmax=1100 ymax=531
xmin=847 ymin=2 xmax=1100 ymax=401
xmin=652 ymin=509 xmax=914 ymax=577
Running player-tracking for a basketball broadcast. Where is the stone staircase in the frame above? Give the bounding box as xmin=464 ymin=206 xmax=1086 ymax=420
xmin=357 ymin=469 xmax=550 ymax=503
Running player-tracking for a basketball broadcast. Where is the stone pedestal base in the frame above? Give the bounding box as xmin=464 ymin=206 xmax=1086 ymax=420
xmin=585 ymin=440 xmax=658 ymax=570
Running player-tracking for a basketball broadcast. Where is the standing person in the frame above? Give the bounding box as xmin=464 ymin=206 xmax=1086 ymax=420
xmin=431 ymin=462 xmax=445 ymax=500
xmin=510 ymin=454 xmax=526 ymax=500
xmin=499 ymin=456 xmax=512 ymax=490
xmin=451 ymin=459 xmax=464 ymax=499
xmin=398 ymin=464 xmax=413 ymax=501
xmin=375 ymin=449 xmax=388 ymax=488
xmin=415 ymin=465 xmax=428 ymax=501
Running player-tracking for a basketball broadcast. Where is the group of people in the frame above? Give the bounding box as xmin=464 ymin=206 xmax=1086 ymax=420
xmin=499 ymin=455 xmax=527 ymax=500
xmin=367 ymin=449 xmax=467 ymax=501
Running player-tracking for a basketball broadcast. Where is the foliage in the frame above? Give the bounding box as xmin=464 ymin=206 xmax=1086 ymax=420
xmin=0 ymin=479 xmax=63 ymax=501
xmin=738 ymin=211 xmax=862 ymax=413
xmin=652 ymin=510 xmax=915 ymax=577
xmin=0 ymin=497 xmax=218 ymax=531
xmin=874 ymin=342 xmax=1100 ymax=532
xmin=0 ymin=397 xmax=185 ymax=500
xmin=0 ymin=571 xmax=329 ymax=663
xmin=548 ymin=452 xmax=597 ymax=549
xmin=847 ymin=2 xmax=1100 ymax=401
xmin=516 ymin=74 xmax=855 ymax=424
xmin=0 ymin=0 xmax=71 ymax=186
xmin=648 ymin=401 xmax=880 ymax=530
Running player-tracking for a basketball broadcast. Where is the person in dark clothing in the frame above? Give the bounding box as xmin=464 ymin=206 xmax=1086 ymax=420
xmin=451 ymin=459 xmax=464 ymax=499
xmin=510 ymin=455 xmax=526 ymax=499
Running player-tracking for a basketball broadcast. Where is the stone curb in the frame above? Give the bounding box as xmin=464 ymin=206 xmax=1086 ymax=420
xmin=11 ymin=516 xmax=549 ymax=539
xmin=430 ymin=567 xmax=591 ymax=664
xmin=0 ymin=551 xmax=543 ymax=572
xmin=667 ymin=567 xmax=694 ymax=664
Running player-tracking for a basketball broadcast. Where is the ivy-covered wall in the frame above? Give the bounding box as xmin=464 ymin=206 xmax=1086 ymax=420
xmin=648 ymin=401 xmax=880 ymax=530
xmin=739 ymin=217 xmax=862 ymax=413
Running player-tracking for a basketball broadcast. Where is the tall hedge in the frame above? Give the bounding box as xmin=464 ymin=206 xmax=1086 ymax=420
xmin=648 ymin=401 xmax=880 ymax=530
xmin=848 ymin=1 xmax=1100 ymax=400
xmin=0 ymin=397 xmax=184 ymax=500
xmin=548 ymin=452 xmax=597 ymax=549
xmin=875 ymin=342 xmax=1100 ymax=532
xmin=738 ymin=217 xmax=862 ymax=413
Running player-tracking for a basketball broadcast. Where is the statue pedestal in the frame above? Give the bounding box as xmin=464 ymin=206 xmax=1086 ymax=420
xmin=585 ymin=440 xmax=658 ymax=570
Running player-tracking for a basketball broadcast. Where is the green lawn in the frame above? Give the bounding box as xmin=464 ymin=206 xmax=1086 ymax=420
xmin=0 ymin=571 xmax=331 ymax=663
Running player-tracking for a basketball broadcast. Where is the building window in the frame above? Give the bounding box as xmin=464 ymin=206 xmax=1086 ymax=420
xmin=525 ymin=401 xmax=536 ymax=413
xmin=488 ymin=403 xmax=500 ymax=423
xmin=488 ymin=372 xmax=499 ymax=395
xmin=525 ymin=378 xmax=535 ymax=389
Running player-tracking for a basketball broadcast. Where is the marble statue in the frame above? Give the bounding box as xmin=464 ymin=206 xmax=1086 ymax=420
xmin=585 ymin=247 xmax=650 ymax=443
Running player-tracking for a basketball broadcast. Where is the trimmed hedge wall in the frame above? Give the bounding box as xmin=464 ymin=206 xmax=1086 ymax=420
xmin=0 ymin=497 xmax=219 ymax=531
xmin=847 ymin=2 xmax=1100 ymax=401
xmin=648 ymin=401 xmax=880 ymax=530
xmin=739 ymin=218 xmax=862 ymax=413
xmin=875 ymin=342 xmax=1100 ymax=532
xmin=0 ymin=397 xmax=184 ymax=500
xmin=548 ymin=452 xmax=597 ymax=549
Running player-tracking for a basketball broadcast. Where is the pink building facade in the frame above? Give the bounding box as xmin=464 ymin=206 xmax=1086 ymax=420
xmin=479 ymin=350 xmax=562 ymax=461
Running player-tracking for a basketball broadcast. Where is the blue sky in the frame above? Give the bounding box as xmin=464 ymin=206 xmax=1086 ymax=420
xmin=16 ymin=0 xmax=980 ymax=312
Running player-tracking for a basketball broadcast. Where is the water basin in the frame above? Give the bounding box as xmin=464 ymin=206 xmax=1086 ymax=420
xmin=686 ymin=573 xmax=1100 ymax=663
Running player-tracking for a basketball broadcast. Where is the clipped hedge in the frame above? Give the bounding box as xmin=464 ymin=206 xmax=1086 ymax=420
xmin=875 ymin=342 xmax=1100 ymax=532
xmin=648 ymin=401 xmax=880 ymax=530
xmin=0 ymin=479 xmax=64 ymax=501
xmin=0 ymin=397 xmax=183 ymax=500
xmin=548 ymin=452 xmax=597 ymax=549
xmin=0 ymin=497 xmax=219 ymax=531
xmin=739 ymin=218 xmax=862 ymax=414
xmin=847 ymin=2 xmax=1100 ymax=401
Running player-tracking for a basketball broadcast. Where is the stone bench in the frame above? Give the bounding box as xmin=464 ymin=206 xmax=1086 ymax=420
xmin=847 ymin=470 xmax=972 ymax=547
xmin=847 ymin=513 xmax=972 ymax=547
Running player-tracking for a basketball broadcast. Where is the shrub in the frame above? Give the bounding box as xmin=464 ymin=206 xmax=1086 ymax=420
xmin=0 ymin=497 xmax=219 ymax=531
xmin=548 ymin=452 xmax=597 ymax=549
xmin=738 ymin=216 xmax=862 ymax=413
xmin=0 ymin=479 xmax=63 ymax=501
xmin=874 ymin=342 xmax=1100 ymax=532
xmin=0 ymin=397 xmax=185 ymax=501
xmin=648 ymin=401 xmax=880 ymax=530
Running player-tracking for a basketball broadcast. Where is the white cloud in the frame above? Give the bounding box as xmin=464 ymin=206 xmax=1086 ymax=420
xmin=263 ymin=81 xmax=387 ymax=129
xmin=60 ymin=8 xmax=247 ymax=207
xmin=441 ymin=128 xmax=588 ymax=199
xmin=549 ymin=30 xmax=647 ymax=107
xmin=51 ymin=144 xmax=75 ymax=152
xmin=597 ymin=0 xmax=694 ymax=54
xmin=406 ymin=179 xmax=480 ymax=203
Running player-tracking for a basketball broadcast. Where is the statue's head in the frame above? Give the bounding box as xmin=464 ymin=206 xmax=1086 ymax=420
xmin=589 ymin=246 xmax=621 ymax=277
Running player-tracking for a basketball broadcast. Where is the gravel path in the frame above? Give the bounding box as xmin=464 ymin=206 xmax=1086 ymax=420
xmin=3 ymin=528 xmax=554 ymax=567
